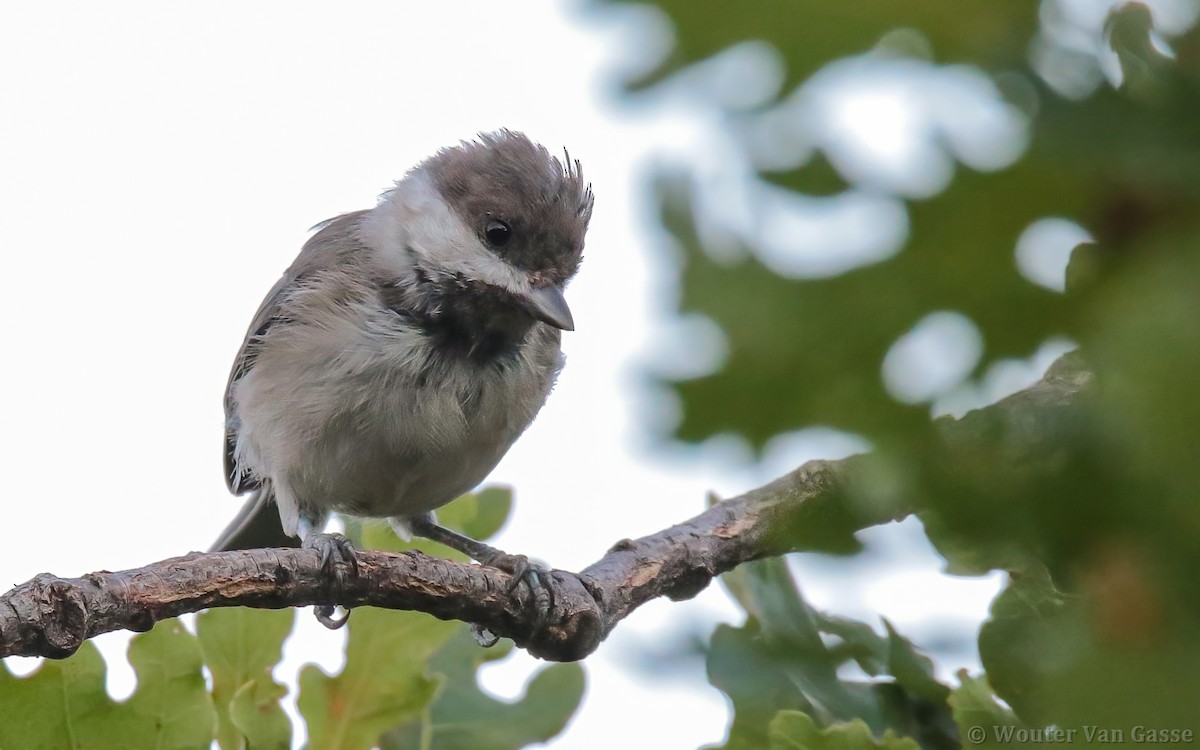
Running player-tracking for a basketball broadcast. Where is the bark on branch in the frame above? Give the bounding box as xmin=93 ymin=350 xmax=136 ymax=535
xmin=0 ymin=354 xmax=1091 ymax=663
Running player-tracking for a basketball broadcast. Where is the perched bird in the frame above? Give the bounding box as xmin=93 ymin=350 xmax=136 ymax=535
xmin=212 ymin=131 xmax=593 ymax=627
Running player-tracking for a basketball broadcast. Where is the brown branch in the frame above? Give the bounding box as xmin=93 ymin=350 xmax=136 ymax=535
xmin=0 ymin=354 xmax=1091 ymax=663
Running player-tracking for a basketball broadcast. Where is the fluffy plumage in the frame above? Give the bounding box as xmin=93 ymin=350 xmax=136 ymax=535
xmin=213 ymin=131 xmax=592 ymax=552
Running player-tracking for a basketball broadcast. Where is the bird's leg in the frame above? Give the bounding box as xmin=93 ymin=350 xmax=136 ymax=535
xmin=401 ymin=513 xmax=554 ymax=642
xmin=299 ymin=515 xmax=358 ymax=630
xmin=402 ymin=514 xmax=530 ymax=578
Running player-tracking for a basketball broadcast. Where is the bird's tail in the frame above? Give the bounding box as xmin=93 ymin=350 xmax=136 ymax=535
xmin=210 ymin=485 xmax=300 ymax=552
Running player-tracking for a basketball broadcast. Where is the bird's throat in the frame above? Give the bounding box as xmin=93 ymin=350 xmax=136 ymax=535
xmin=380 ymin=273 xmax=536 ymax=365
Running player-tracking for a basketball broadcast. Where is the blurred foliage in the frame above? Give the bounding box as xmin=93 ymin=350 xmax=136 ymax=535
xmin=711 ymin=559 xmax=959 ymax=750
xmin=380 ymin=629 xmax=585 ymax=750
xmin=0 ymin=620 xmax=212 ymax=750
xmin=0 ymin=488 xmax=582 ymax=750
xmin=198 ymin=606 xmax=294 ymax=750
xmin=5 ymin=3 xmax=1200 ymax=747
xmin=356 ymin=488 xmax=586 ymax=750
xmin=604 ymin=0 xmax=1200 ymax=745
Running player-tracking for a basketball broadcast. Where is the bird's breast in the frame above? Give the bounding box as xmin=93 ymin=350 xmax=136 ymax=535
xmin=232 ymin=299 xmax=562 ymax=520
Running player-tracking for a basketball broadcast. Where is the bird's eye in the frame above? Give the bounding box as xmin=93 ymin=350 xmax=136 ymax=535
xmin=485 ymin=219 xmax=512 ymax=247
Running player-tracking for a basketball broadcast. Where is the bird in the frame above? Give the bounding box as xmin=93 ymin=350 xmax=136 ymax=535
xmin=211 ymin=130 xmax=593 ymax=628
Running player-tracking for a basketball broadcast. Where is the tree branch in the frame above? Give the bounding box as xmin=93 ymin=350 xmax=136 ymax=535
xmin=0 ymin=354 xmax=1091 ymax=663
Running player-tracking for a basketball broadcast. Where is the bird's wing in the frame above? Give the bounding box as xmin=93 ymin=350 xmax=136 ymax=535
xmin=222 ymin=208 xmax=374 ymax=495
xmin=223 ymin=272 xmax=295 ymax=495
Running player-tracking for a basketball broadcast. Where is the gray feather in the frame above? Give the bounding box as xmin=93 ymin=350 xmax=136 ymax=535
xmin=214 ymin=132 xmax=591 ymax=550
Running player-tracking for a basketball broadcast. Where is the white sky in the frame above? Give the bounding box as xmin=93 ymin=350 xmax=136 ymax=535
xmin=0 ymin=2 xmax=1011 ymax=748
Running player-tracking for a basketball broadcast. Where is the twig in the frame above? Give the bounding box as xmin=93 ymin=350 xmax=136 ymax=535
xmin=0 ymin=353 xmax=1091 ymax=662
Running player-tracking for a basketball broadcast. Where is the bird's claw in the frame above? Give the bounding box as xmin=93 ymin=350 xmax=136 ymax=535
xmin=306 ymin=532 xmax=359 ymax=579
xmin=471 ymin=624 xmax=501 ymax=647
xmin=315 ymin=604 xmax=351 ymax=630
xmin=401 ymin=517 xmax=557 ymax=647
xmin=474 ymin=550 xmax=555 ymax=640
xmin=303 ymin=532 xmax=358 ymax=630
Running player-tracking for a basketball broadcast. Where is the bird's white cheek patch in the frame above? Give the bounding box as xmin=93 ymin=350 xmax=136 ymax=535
xmin=369 ymin=171 xmax=532 ymax=297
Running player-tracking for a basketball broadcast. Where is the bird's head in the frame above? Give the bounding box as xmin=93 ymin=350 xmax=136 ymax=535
xmin=365 ymin=130 xmax=593 ymax=332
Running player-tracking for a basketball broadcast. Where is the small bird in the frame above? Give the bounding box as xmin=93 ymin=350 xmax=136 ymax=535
xmin=212 ymin=131 xmax=593 ymax=628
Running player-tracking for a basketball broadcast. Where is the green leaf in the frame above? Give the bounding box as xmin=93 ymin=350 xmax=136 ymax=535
xmin=884 ymin=621 xmax=949 ymax=705
xmin=196 ymin=607 xmax=294 ymax=750
xmin=719 ymin=558 xmax=878 ymax=723
xmin=714 ymin=561 xmax=959 ymax=749
xmin=980 ymin=564 xmax=1200 ymax=729
xmin=1080 ymin=238 xmax=1200 ymax=531
xmin=0 ymin=644 xmax=112 ymax=750
xmin=229 ymin=677 xmax=291 ymax=750
xmin=436 ymin=486 xmax=514 ymax=542
xmin=707 ymin=621 xmax=817 ymax=750
xmin=813 ymin=613 xmax=888 ymax=677
xmin=0 ymin=620 xmax=215 ymax=750
xmin=298 ymin=605 xmax=454 ymax=750
xmin=381 ymin=627 xmax=585 ymax=750
xmin=976 ymin=567 xmax=1069 ymax=724
xmin=1107 ymin=3 xmax=1173 ymax=101
xmin=948 ymin=671 xmax=1020 ymax=749
xmin=768 ymin=711 xmax=920 ymax=750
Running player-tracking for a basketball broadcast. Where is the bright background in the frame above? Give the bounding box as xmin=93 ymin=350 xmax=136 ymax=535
xmin=0 ymin=2 xmax=1005 ymax=746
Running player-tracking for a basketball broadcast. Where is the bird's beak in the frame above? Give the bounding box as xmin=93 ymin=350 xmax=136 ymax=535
xmin=525 ymin=285 xmax=574 ymax=331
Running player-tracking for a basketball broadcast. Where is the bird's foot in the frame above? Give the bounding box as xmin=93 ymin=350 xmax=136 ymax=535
xmin=474 ymin=548 xmax=555 ymax=634
xmin=303 ymin=532 xmax=358 ymax=630
xmin=402 ymin=515 xmax=557 ymax=645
